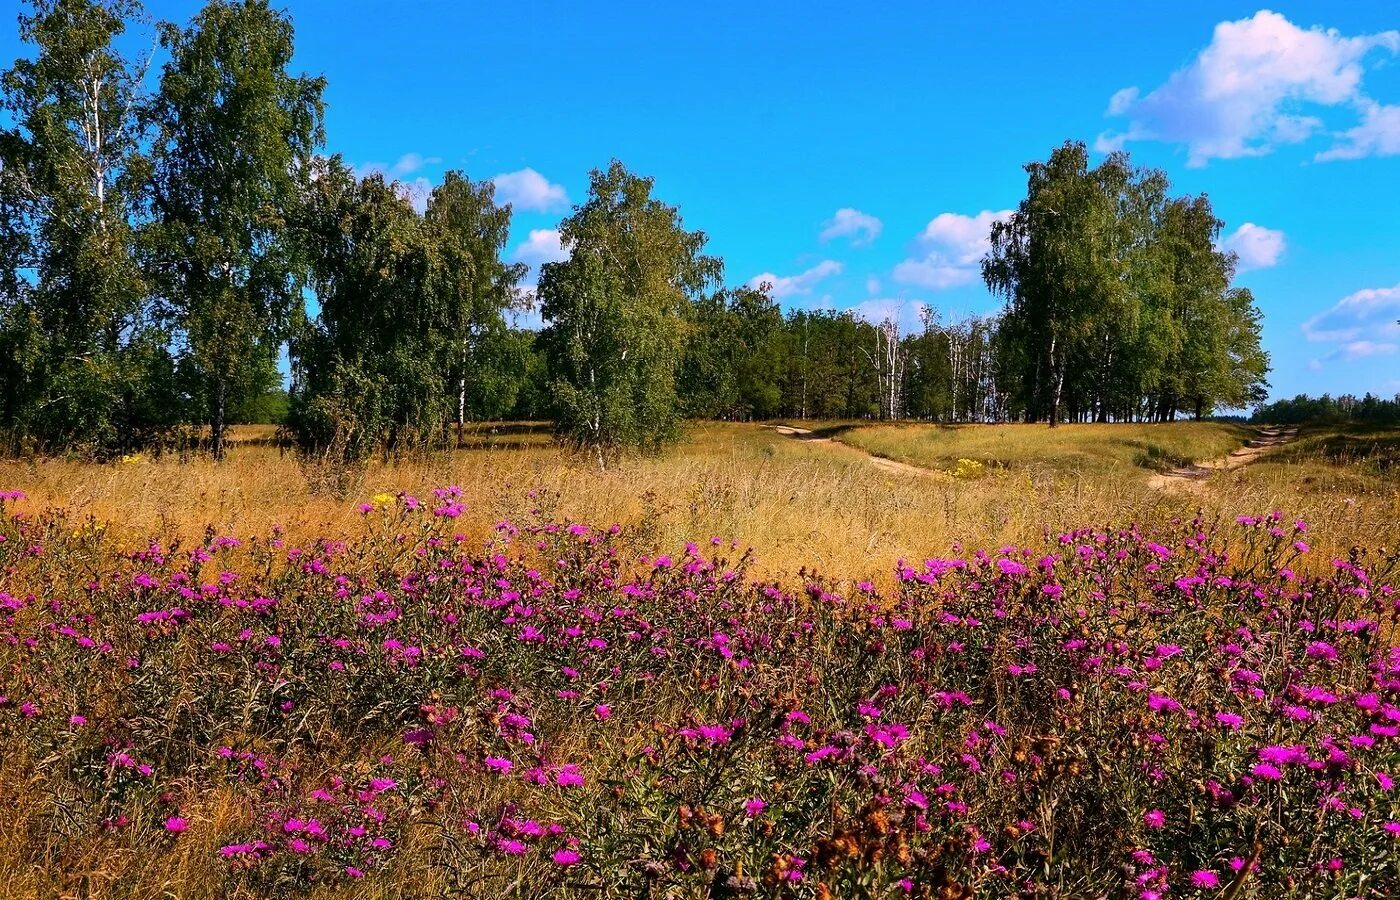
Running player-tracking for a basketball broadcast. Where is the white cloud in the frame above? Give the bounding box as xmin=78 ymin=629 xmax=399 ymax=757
xmin=491 ymin=168 xmax=569 ymax=212
xmin=852 ymin=297 xmax=929 ymax=333
xmin=1099 ymin=10 xmax=1400 ymax=165
xmin=747 ymin=260 xmax=843 ymax=301
xmin=389 ymin=153 xmax=438 ymax=177
xmin=510 ymin=229 xmax=571 ymax=267
xmin=892 ymin=209 xmax=1012 ymax=290
xmin=1221 ymin=223 xmax=1286 ymax=271
xmin=1302 ymin=282 xmax=1400 ymax=344
xmin=892 ymin=260 xmax=978 ymax=290
xmin=1316 ymin=99 xmax=1400 ymax=161
xmin=865 ymin=276 xmax=881 ymax=295
xmin=353 ymin=152 xmax=440 ymax=182
xmin=1339 ymin=340 xmax=1399 ymax=359
xmin=1312 ymin=340 xmax=1400 ymax=370
xmin=819 ymin=208 xmax=883 ymax=246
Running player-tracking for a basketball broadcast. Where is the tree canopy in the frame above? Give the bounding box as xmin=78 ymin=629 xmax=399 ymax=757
xmin=984 ymin=141 xmax=1269 ymax=425
xmin=0 ymin=4 xmax=1279 ymax=463
xmin=538 ymin=160 xmax=721 ymax=461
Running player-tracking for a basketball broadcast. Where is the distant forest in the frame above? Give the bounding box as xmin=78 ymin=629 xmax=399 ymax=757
xmin=1 ymin=0 xmax=1270 ymax=460
xmin=1253 ymin=393 xmax=1400 ymax=426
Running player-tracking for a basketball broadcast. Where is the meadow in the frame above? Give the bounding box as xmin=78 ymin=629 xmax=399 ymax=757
xmin=3 ymin=422 xmax=1400 ymax=898
xmin=2 ymin=421 xmax=1396 ymax=584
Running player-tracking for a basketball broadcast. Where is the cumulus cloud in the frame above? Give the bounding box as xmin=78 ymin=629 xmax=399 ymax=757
xmin=1302 ymin=282 xmax=1400 ymax=344
xmin=1098 ymin=10 xmax=1400 ymax=165
xmin=491 ymin=168 xmax=570 ymax=212
xmin=851 ymin=297 xmax=929 ymax=332
xmin=892 ymin=210 xmax=1012 ymax=290
xmin=1317 ymin=99 xmax=1400 ymax=161
xmin=819 ymin=208 xmax=883 ymax=246
xmin=746 ymin=260 xmax=843 ymax=301
xmin=510 ymin=229 xmax=571 ymax=268
xmin=1221 ymin=223 xmax=1286 ymax=271
xmin=353 ymin=152 xmax=441 ymax=181
xmin=1311 ymin=340 xmax=1400 ymax=370
xmin=892 ymin=260 xmax=978 ymax=291
xmin=388 ymin=153 xmax=438 ymax=177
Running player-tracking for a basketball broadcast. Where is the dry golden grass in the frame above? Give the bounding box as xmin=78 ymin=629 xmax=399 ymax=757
xmin=829 ymin=420 xmax=1251 ymax=476
xmin=2 ymin=421 xmax=1396 ymax=587
xmin=1 ymin=421 xmax=1398 ymax=898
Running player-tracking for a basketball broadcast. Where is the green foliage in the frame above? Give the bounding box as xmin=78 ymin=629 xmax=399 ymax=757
xmin=676 ymin=285 xmax=784 ymax=420
xmin=539 ymin=160 xmax=720 ymax=458
xmin=287 ymin=158 xmax=526 ymax=460
xmin=424 ymin=170 xmax=529 ymax=435
xmin=146 ymin=0 xmax=324 ymax=459
xmin=0 ymin=0 xmax=182 ymax=455
xmin=985 ymin=141 xmax=1269 ymax=425
xmin=1254 ymin=392 xmax=1400 ymax=427
xmin=229 ymin=385 xmax=289 ymax=425
xmin=0 ymin=8 xmax=1279 ymax=459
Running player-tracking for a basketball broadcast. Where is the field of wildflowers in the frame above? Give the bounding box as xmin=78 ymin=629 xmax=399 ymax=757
xmin=3 ymin=485 xmax=1400 ymax=898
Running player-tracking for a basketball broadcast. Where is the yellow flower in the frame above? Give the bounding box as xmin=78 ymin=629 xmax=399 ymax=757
xmin=120 ymin=452 xmax=145 ymax=466
xmin=71 ymin=520 xmax=107 ymax=539
xmin=370 ymin=492 xmax=397 ymax=509
xmin=949 ymin=458 xmax=985 ymax=480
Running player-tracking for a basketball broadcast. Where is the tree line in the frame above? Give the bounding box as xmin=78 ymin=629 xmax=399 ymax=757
xmin=0 ymin=0 xmax=1271 ymax=461
xmin=1253 ymin=393 xmax=1400 ymax=427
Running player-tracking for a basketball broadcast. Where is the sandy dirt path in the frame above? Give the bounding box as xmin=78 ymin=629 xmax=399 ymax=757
xmin=763 ymin=425 xmax=933 ymax=477
xmin=764 ymin=422 xmax=1299 ymax=490
xmin=1147 ymin=426 xmax=1298 ymax=491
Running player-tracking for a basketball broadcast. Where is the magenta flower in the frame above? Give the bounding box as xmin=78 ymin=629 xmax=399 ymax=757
xmin=867 ymin=722 xmax=910 ymax=749
xmin=554 ymin=764 xmax=585 ymax=787
xmin=1214 ymin=711 xmax=1244 ymax=729
xmin=1190 ymin=870 xmax=1220 ymax=888
xmin=1143 ymin=809 xmax=1165 ymax=829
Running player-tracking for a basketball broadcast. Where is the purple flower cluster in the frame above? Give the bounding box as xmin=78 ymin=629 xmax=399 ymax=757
xmin=1 ymin=491 xmax=1399 ymax=896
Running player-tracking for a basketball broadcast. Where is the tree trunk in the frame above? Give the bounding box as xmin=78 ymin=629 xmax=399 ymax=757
xmin=457 ymin=337 xmax=470 ymax=448
xmin=210 ymin=377 xmax=227 ymax=461
xmin=457 ymin=374 xmax=466 ymax=449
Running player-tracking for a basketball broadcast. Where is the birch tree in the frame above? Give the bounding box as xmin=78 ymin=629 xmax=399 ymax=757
xmin=537 ymin=160 xmax=720 ymax=462
xmin=0 ymin=0 xmax=178 ymax=452
xmin=146 ymin=0 xmax=323 ymax=459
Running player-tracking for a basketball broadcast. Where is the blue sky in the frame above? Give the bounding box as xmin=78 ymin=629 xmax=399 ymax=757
xmin=6 ymin=1 xmax=1400 ymax=401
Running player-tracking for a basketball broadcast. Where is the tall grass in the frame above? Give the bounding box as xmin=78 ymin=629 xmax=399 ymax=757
xmin=2 ymin=424 xmax=1400 ymax=896
xmin=2 ymin=492 xmax=1400 ymax=897
xmin=1 ymin=422 xmax=1393 ymax=586
xmin=830 ymin=421 xmax=1251 ymax=476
